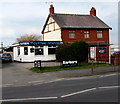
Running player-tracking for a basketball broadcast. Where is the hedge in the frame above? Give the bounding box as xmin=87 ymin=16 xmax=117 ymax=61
xmin=56 ymin=41 xmax=89 ymax=62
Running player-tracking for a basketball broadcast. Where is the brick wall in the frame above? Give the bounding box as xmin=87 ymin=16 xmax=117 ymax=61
xmin=61 ymin=29 xmax=109 ymax=43
xmin=61 ymin=29 xmax=110 ymax=62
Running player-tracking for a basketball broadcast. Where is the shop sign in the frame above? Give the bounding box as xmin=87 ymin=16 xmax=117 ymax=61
xmin=99 ymin=48 xmax=106 ymax=53
xmin=62 ymin=61 xmax=78 ymax=67
xmin=19 ymin=41 xmax=30 ymax=46
xmin=19 ymin=41 xmax=61 ymax=46
xmin=34 ymin=60 xmax=42 ymax=70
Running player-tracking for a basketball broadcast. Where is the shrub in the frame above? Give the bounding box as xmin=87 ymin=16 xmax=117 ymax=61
xmin=56 ymin=41 xmax=88 ymax=62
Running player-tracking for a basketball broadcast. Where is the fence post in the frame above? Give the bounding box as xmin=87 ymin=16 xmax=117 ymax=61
xmin=91 ymin=60 xmax=94 ymax=74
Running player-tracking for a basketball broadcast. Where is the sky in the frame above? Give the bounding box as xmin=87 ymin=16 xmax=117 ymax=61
xmin=0 ymin=0 xmax=119 ymax=47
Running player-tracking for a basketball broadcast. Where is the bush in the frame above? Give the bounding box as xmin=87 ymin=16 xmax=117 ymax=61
xmin=56 ymin=41 xmax=89 ymax=62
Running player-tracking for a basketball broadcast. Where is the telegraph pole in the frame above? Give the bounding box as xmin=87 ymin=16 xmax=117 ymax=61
xmin=1 ymin=42 xmax=3 ymax=53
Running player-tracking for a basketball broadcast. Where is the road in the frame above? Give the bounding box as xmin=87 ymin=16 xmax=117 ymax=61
xmin=2 ymin=73 xmax=119 ymax=103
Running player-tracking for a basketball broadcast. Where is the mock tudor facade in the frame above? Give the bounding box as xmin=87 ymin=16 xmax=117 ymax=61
xmin=42 ymin=5 xmax=112 ymax=62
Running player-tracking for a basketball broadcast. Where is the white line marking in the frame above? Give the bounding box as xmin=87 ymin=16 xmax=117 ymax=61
xmin=1 ymin=97 xmax=58 ymax=102
xmin=99 ymin=86 xmax=120 ymax=89
xmin=61 ymin=88 xmax=96 ymax=98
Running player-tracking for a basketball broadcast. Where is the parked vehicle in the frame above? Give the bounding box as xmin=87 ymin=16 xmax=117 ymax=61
xmin=0 ymin=53 xmax=12 ymax=63
xmin=111 ymin=51 xmax=120 ymax=57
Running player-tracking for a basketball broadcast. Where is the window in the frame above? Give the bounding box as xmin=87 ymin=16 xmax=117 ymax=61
xmin=69 ymin=31 xmax=76 ymax=39
xmin=30 ymin=48 xmax=34 ymax=53
xmin=99 ymin=48 xmax=106 ymax=53
xmin=48 ymin=48 xmax=56 ymax=54
xmin=24 ymin=47 xmax=28 ymax=55
xmin=18 ymin=47 xmax=20 ymax=56
xmin=35 ymin=47 xmax=43 ymax=55
xmin=97 ymin=31 xmax=102 ymax=38
xmin=84 ymin=31 xmax=89 ymax=38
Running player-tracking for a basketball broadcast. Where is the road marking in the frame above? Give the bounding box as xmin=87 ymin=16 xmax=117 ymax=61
xmin=99 ymin=86 xmax=120 ymax=89
xmin=1 ymin=85 xmax=119 ymax=102
xmin=1 ymin=97 xmax=58 ymax=102
xmin=61 ymin=88 xmax=96 ymax=98
xmin=61 ymin=85 xmax=119 ymax=98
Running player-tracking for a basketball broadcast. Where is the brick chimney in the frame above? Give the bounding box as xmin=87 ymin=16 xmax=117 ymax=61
xmin=90 ymin=7 xmax=96 ymax=16
xmin=49 ymin=4 xmax=54 ymax=14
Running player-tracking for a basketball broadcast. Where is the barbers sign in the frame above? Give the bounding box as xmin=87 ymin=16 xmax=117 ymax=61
xmin=62 ymin=61 xmax=78 ymax=67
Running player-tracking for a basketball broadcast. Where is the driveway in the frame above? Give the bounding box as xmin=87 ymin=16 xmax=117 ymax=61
xmin=2 ymin=62 xmax=119 ymax=87
xmin=2 ymin=62 xmax=61 ymax=87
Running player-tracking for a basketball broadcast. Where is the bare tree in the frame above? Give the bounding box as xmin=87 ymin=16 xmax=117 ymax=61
xmin=16 ymin=34 xmax=43 ymax=42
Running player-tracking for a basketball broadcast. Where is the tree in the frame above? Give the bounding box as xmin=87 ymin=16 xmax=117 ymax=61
xmin=56 ymin=41 xmax=89 ymax=63
xmin=16 ymin=34 xmax=42 ymax=42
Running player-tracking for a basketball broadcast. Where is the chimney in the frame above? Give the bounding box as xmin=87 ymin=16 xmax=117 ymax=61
xmin=49 ymin=4 xmax=54 ymax=14
xmin=90 ymin=7 xmax=96 ymax=16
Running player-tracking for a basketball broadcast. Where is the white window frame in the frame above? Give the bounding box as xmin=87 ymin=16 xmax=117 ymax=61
xmin=84 ymin=31 xmax=89 ymax=38
xmin=97 ymin=30 xmax=103 ymax=38
xmin=69 ymin=31 xmax=76 ymax=39
xmin=17 ymin=47 xmax=20 ymax=56
xmin=35 ymin=46 xmax=44 ymax=55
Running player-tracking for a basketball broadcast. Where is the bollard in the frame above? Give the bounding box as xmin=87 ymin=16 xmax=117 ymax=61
xmin=91 ymin=60 xmax=94 ymax=74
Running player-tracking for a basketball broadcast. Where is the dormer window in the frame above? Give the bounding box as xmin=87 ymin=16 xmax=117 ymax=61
xmin=97 ymin=30 xmax=102 ymax=38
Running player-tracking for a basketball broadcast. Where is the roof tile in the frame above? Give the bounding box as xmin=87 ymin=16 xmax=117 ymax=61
xmin=50 ymin=13 xmax=112 ymax=29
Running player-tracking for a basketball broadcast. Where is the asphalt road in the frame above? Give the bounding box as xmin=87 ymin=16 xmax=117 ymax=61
xmin=2 ymin=73 xmax=119 ymax=103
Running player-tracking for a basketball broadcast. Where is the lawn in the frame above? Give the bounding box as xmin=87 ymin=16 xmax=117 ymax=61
xmin=30 ymin=62 xmax=113 ymax=73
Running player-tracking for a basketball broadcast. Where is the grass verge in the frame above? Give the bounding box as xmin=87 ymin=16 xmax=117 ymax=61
xmin=30 ymin=63 xmax=114 ymax=73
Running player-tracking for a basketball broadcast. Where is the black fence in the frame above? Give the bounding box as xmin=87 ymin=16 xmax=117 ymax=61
xmin=34 ymin=60 xmax=62 ymax=68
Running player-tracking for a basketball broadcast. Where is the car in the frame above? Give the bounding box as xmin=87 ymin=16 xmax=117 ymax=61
xmin=111 ymin=51 xmax=120 ymax=57
xmin=0 ymin=53 xmax=12 ymax=63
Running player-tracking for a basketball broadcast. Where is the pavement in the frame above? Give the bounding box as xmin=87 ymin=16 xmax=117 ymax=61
xmin=2 ymin=62 xmax=120 ymax=87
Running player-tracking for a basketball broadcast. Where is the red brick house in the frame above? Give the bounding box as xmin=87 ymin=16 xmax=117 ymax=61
xmin=41 ymin=5 xmax=112 ymax=62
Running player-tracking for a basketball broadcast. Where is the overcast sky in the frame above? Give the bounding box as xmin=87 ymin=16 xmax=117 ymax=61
xmin=0 ymin=0 xmax=119 ymax=47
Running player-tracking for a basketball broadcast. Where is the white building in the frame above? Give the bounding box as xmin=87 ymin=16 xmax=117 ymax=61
xmin=13 ymin=41 xmax=61 ymax=62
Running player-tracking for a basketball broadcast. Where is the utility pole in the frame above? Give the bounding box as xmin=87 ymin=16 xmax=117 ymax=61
xmin=1 ymin=42 xmax=3 ymax=53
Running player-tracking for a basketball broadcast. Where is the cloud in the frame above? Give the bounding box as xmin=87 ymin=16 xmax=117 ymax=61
xmin=0 ymin=2 xmax=49 ymax=20
xmin=0 ymin=2 xmax=118 ymax=46
xmin=0 ymin=28 xmax=15 ymax=38
xmin=20 ymin=27 xmax=41 ymax=35
xmin=0 ymin=0 xmax=119 ymax=3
